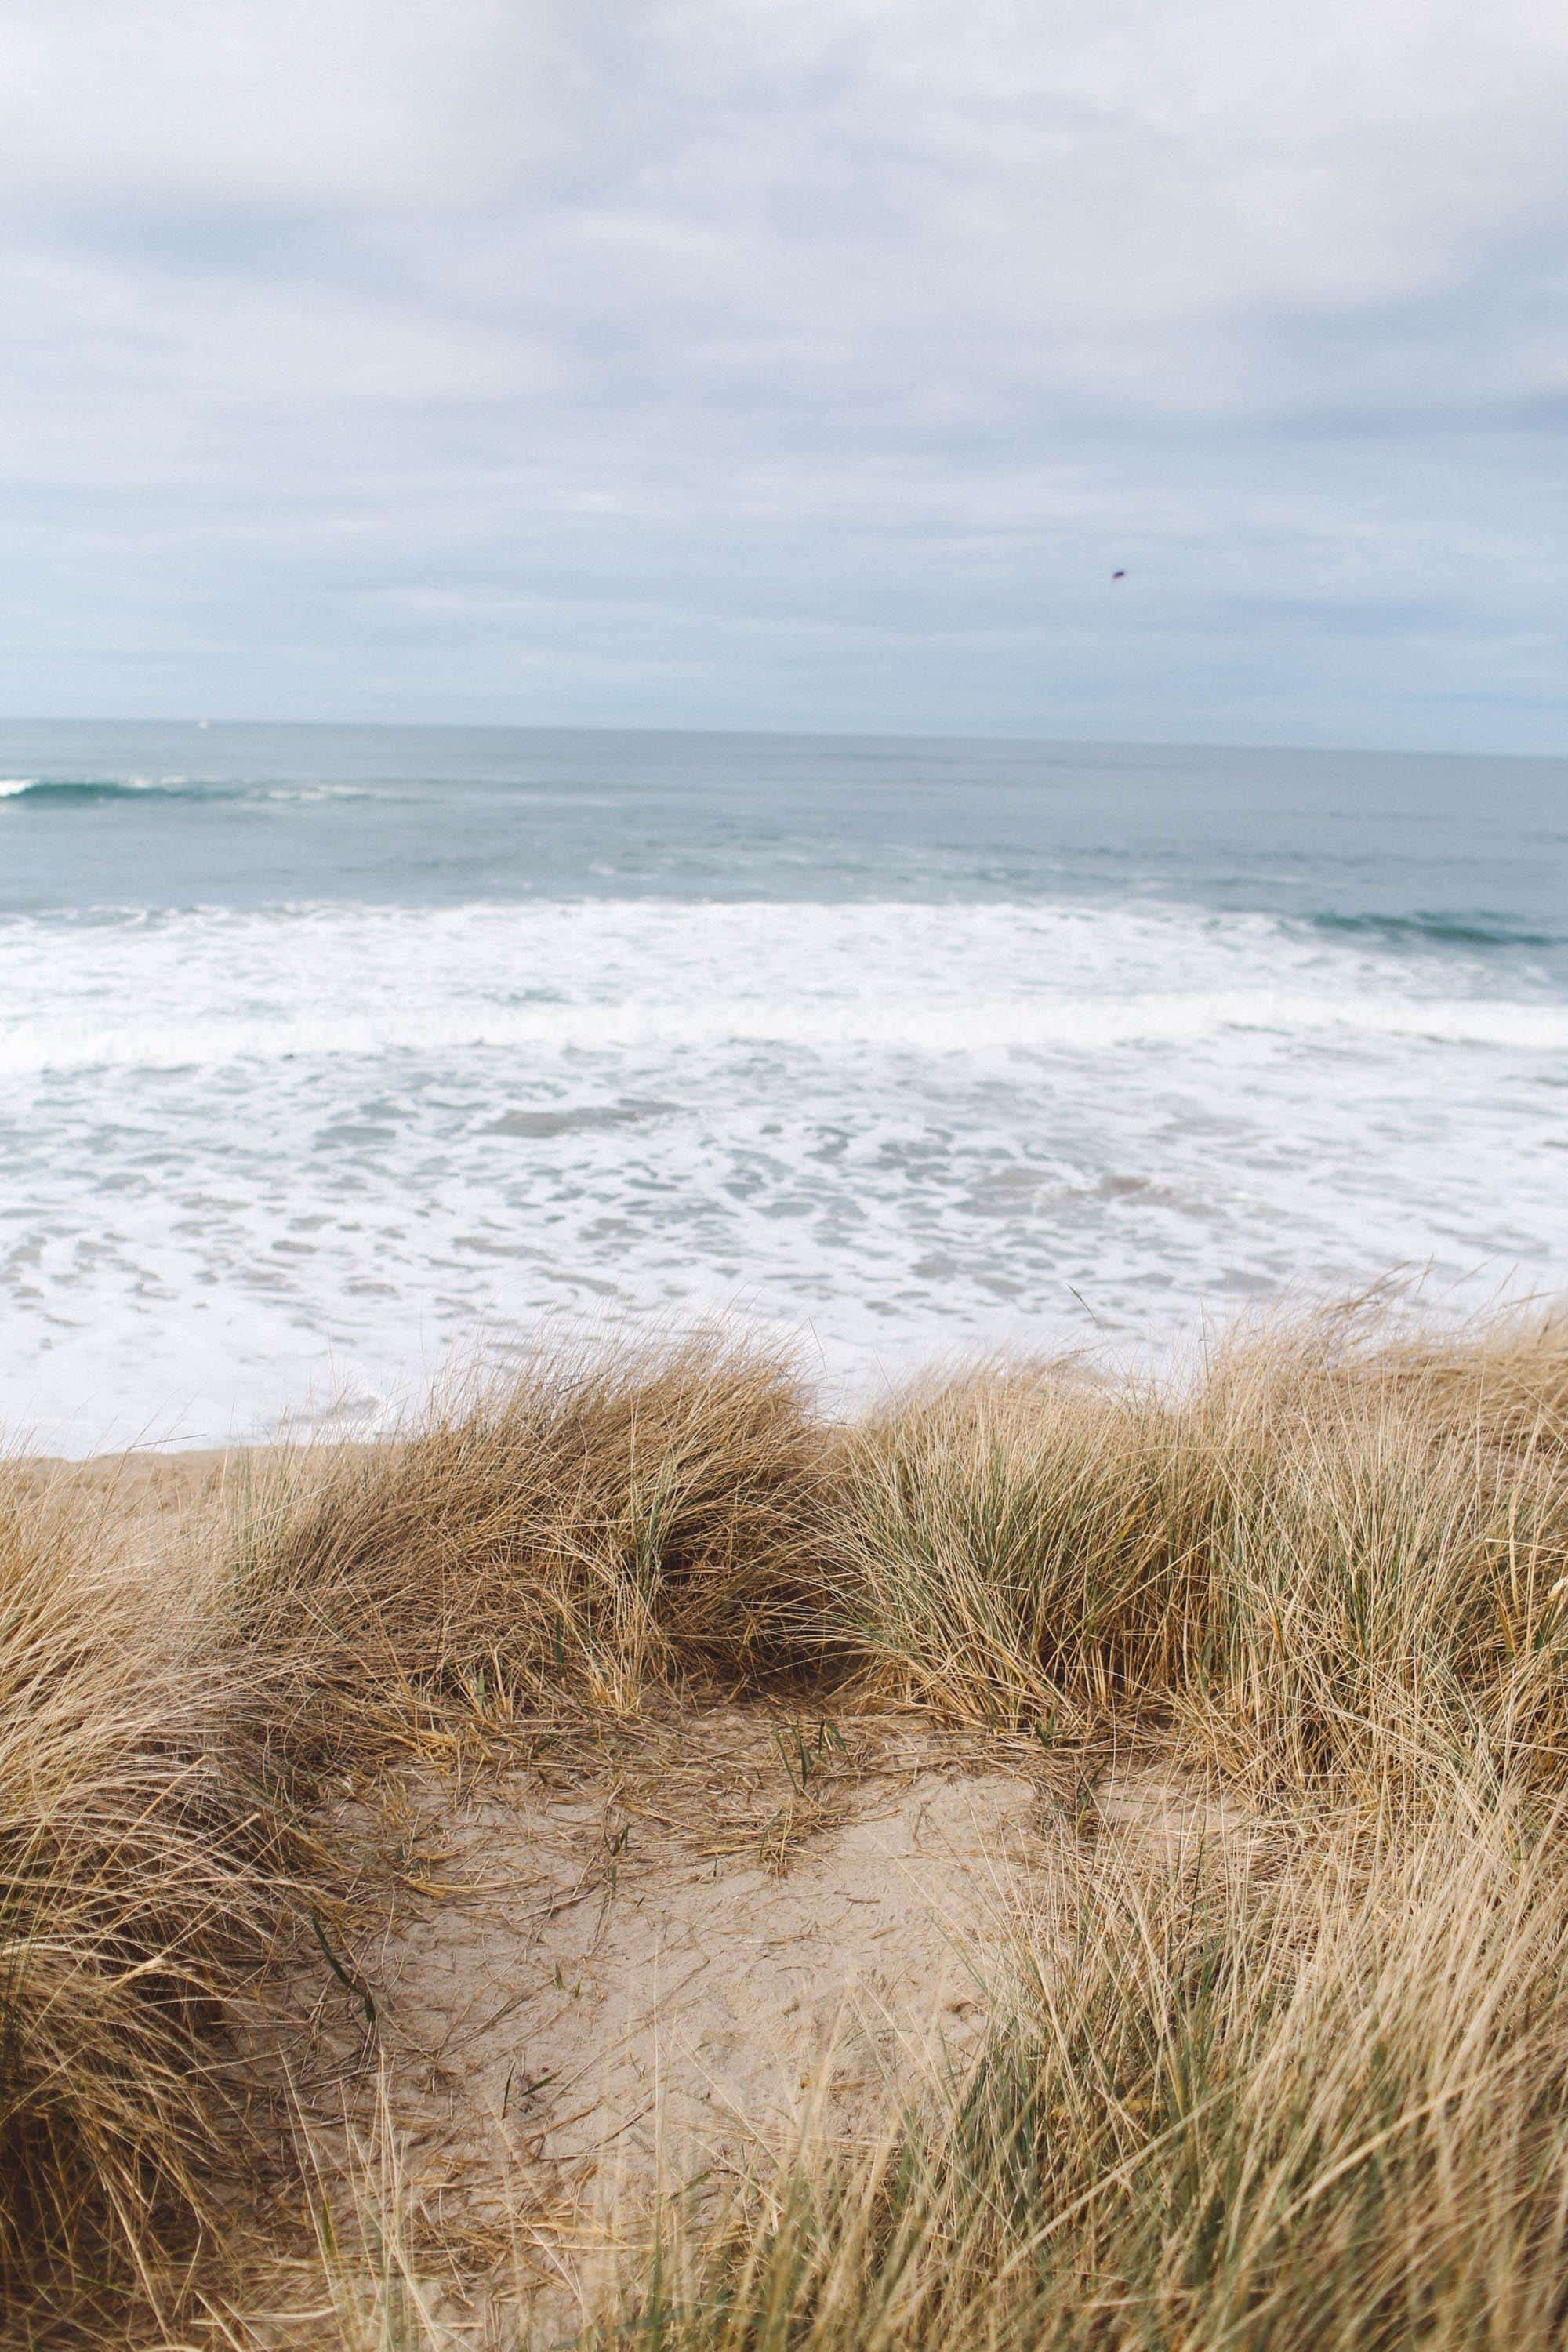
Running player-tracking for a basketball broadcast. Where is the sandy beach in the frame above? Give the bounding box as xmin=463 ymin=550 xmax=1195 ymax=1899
xmin=8 ymin=1307 xmax=1568 ymax=2344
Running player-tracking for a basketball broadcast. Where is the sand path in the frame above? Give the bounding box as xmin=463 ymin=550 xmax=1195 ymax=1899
xmin=278 ymin=1708 xmax=1112 ymax=2249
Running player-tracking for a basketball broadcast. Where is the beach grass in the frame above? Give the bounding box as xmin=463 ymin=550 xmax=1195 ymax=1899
xmin=837 ymin=1302 xmax=1568 ymax=1795
xmin=6 ymin=1298 xmax=1568 ymax=2343
xmin=228 ymin=1330 xmax=834 ymax=1759
xmin=592 ymin=1789 xmax=1568 ymax=2351
xmin=0 ymin=1475 xmax=285 ymax=2336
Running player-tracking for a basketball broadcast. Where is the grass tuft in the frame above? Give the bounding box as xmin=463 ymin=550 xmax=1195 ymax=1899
xmin=0 ymin=1472 xmax=280 ymax=2334
xmin=231 ymin=1330 xmax=834 ymax=1764
xmin=601 ymin=1792 xmax=1568 ymax=2350
xmin=9 ymin=1297 xmax=1568 ymax=2343
xmin=835 ymin=1305 xmax=1568 ymax=1796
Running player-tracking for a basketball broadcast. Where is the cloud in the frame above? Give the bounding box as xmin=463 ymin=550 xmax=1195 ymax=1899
xmin=0 ymin=0 xmax=1564 ymax=745
xmin=0 ymin=1 xmax=572 ymax=206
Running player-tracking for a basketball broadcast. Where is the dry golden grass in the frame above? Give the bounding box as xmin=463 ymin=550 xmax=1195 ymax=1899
xmin=9 ymin=1297 xmax=1568 ymax=2345
xmin=595 ymin=1787 xmax=1568 ymax=2350
xmin=837 ymin=1301 xmax=1568 ymax=1798
xmin=0 ymin=1472 xmax=283 ymax=2339
xmin=207 ymin=1784 xmax=1568 ymax=2350
xmin=230 ymin=1331 xmax=834 ymax=1769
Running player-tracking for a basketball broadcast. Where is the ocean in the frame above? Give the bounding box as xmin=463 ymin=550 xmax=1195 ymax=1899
xmin=2 ymin=718 xmax=1564 ymax=1453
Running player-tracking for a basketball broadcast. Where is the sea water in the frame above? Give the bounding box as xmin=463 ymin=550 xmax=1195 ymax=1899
xmin=2 ymin=720 xmax=1564 ymax=1451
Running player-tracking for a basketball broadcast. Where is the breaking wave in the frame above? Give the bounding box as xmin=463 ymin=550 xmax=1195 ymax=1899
xmin=3 ymin=893 xmax=1565 ymax=1076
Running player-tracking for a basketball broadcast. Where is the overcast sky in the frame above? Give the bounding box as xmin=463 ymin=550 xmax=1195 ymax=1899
xmin=2 ymin=0 xmax=1566 ymax=750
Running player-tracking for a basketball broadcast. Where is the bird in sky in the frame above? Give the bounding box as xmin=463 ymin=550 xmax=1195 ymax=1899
xmin=1112 ymin=569 xmax=1126 ymax=581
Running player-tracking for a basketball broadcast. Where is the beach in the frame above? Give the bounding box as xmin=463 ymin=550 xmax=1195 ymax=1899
xmin=10 ymin=1306 xmax=1568 ymax=2344
xmin=5 ymin=723 xmax=1568 ymax=2342
xmin=9 ymin=0 xmax=1567 ymax=2332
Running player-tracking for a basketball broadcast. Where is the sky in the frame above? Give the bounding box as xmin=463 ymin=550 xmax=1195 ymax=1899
xmin=2 ymin=0 xmax=1566 ymax=751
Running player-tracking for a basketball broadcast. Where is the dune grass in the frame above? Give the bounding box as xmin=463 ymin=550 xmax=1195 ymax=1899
xmin=600 ymin=1789 xmax=1568 ymax=2350
xmin=0 ymin=1474 xmax=283 ymax=2337
xmin=229 ymin=1332 xmax=834 ymax=1766
xmin=837 ymin=1305 xmax=1568 ymax=1795
xmin=219 ymin=1782 xmax=1568 ymax=2351
xmin=8 ymin=1298 xmax=1568 ymax=2343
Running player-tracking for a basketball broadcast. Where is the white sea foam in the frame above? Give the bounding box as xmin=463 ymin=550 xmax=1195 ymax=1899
xmin=2 ymin=895 xmax=1560 ymax=1075
xmin=4 ymin=989 xmax=1566 ymax=1076
xmin=0 ymin=895 xmax=1563 ymax=1452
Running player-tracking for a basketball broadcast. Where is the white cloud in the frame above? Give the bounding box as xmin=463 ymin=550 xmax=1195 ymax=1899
xmin=0 ymin=0 xmax=1565 ymax=741
xmin=0 ymin=0 xmax=581 ymax=205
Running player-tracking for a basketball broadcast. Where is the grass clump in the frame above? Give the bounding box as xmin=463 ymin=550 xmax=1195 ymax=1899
xmin=837 ymin=1367 xmax=1191 ymax=1730
xmin=604 ymin=1794 xmax=1568 ymax=2350
xmin=12 ymin=1297 xmax=1568 ymax=2345
xmin=837 ymin=1304 xmax=1568 ymax=1796
xmin=227 ymin=1300 xmax=1568 ymax=1794
xmin=233 ymin=1331 xmax=833 ymax=1762
xmin=0 ymin=1473 xmax=279 ymax=2335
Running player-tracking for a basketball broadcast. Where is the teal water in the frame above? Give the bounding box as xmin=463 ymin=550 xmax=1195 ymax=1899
xmin=1 ymin=721 xmax=1564 ymax=1450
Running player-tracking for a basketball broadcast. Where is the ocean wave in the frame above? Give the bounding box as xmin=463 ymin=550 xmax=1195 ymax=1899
xmin=0 ymin=775 xmax=383 ymax=808
xmin=0 ymin=775 xmax=205 ymax=804
xmin=4 ymin=990 xmax=1566 ymax=1076
xmin=2 ymin=890 xmax=1564 ymax=1456
xmin=1310 ymin=909 xmax=1562 ymax=951
xmin=0 ymin=895 xmax=1563 ymax=1077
